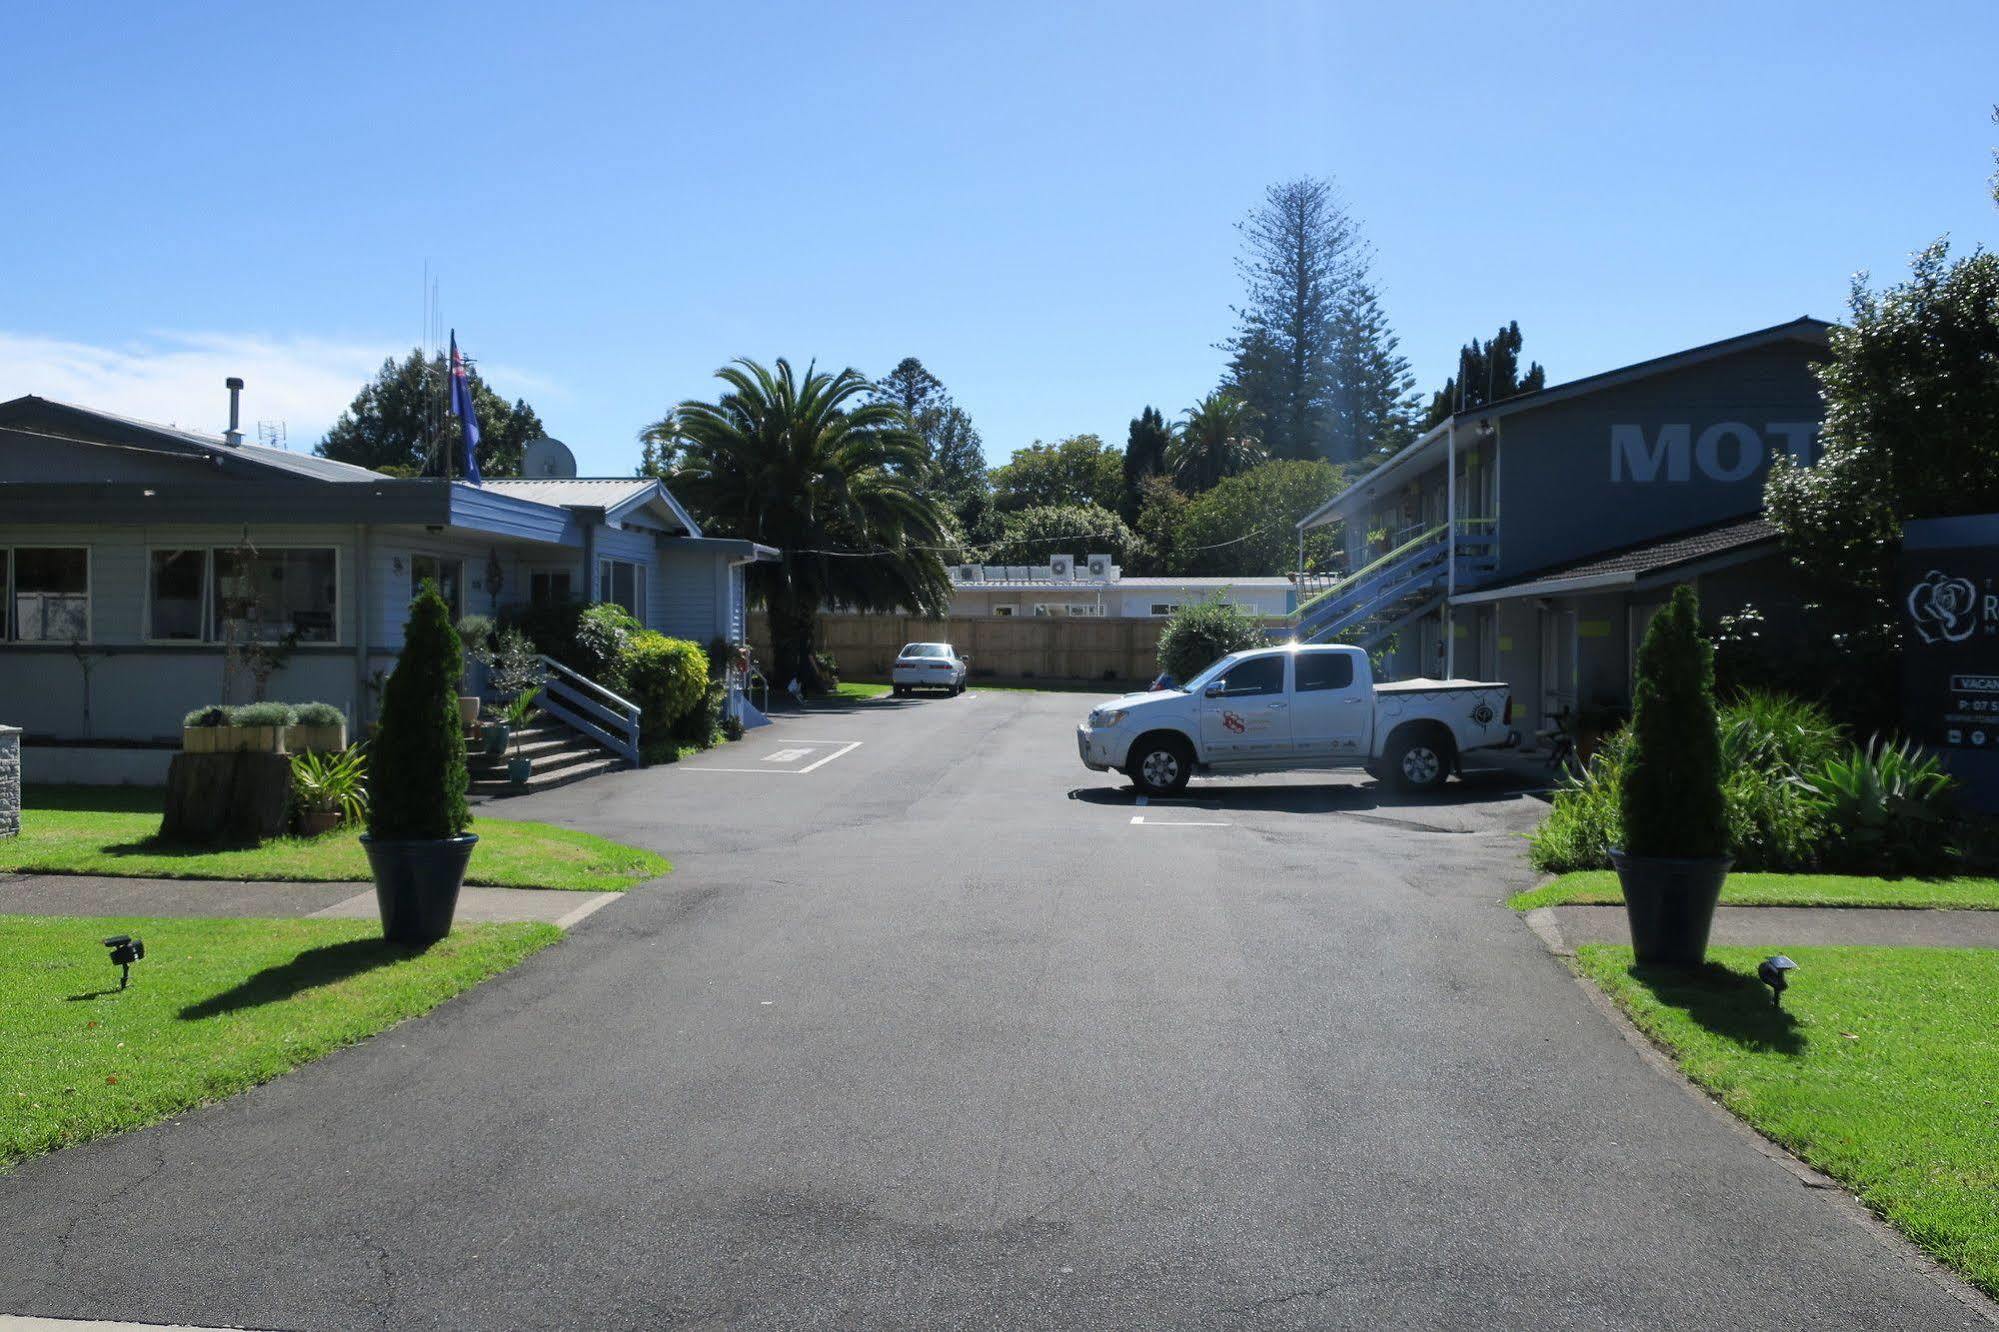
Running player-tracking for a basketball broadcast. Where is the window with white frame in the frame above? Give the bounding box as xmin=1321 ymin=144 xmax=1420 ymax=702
xmin=410 ymin=554 xmax=464 ymax=620
xmin=991 ymin=604 xmax=1017 ymax=618
xmin=1148 ymin=602 xmax=1179 ymax=616
xmin=212 ymin=547 xmax=338 ymax=643
xmin=147 ymin=549 xmax=207 ymax=640
xmin=6 ymin=547 xmax=89 ymax=641
xmin=598 ymin=558 xmax=647 ymax=623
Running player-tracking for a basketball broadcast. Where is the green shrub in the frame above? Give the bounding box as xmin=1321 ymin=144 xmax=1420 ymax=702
xmin=183 ymin=706 xmax=229 ymax=727
xmin=624 ymin=632 xmax=710 ymax=762
xmin=1157 ymin=596 xmax=1266 ymax=683
xmin=228 ymin=701 xmax=297 ymax=728
xmin=575 ymin=603 xmax=642 ymax=691
xmin=289 ymin=746 xmax=369 ymax=827
xmin=486 ymin=626 xmax=545 ymax=701
xmin=1528 ymin=729 xmax=1630 ymax=873
xmin=292 ymin=701 xmax=346 ymax=728
xmin=1802 ymin=738 xmax=1958 ymax=875
xmin=367 ymin=584 xmax=471 ymax=841
xmin=455 ymin=613 xmax=497 ymax=667
xmin=812 ymin=650 xmax=840 ymax=692
xmin=1719 ymin=688 xmax=1842 ymax=775
xmin=1619 ymin=585 xmax=1727 ymax=859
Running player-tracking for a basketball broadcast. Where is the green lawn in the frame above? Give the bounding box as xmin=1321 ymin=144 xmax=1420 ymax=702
xmin=1511 ymin=870 xmax=1999 ymax=912
xmin=1578 ymin=944 xmax=1999 ymax=1297
xmin=1 ymin=914 xmax=559 ymax=1171
xmin=833 ymin=681 xmax=893 ymax=700
xmin=3 ymin=786 xmax=669 ymax=892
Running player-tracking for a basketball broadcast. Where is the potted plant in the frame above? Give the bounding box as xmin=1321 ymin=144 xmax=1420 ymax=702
xmin=360 ymin=585 xmax=476 ymax=945
xmin=182 ymin=705 xmax=230 ymax=754
xmin=285 ymin=701 xmax=349 ymax=754
xmin=226 ymin=701 xmax=296 ymax=753
xmin=500 ymin=691 xmax=540 ymax=786
xmin=290 ymin=745 xmax=368 ymax=836
xmin=1610 ymin=584 xmax=1730 ymax=967
xmin=482 ymin=627 xmax=543 ymax=756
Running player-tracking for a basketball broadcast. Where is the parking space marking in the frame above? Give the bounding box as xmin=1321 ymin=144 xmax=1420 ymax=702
xmin=690 ymin=740 xmax=864 ymax=775
xmin=1130 ymin=814 xmax=1231 ymax=827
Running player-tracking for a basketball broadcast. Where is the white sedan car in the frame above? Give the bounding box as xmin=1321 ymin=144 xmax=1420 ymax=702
xmin=890 ymin=642 xmax=968 ymax=696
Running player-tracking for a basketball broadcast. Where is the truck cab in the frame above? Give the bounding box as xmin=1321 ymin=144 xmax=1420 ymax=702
xmin=1076 ymin=643 xmax=1512 ymax=796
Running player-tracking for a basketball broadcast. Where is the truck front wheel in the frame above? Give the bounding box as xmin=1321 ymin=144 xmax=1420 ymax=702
xmin=1385 ymin=730 xmax=1451 ymax=794
xmin=1127 ymin=734 xmax=1193 ymax=797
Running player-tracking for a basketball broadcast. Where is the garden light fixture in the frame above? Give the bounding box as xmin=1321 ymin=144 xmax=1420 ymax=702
xmin=101 ymin=935 xmax=145 ymax=989
xmin=1757 ymin=955 xmax=1797 ymax=1008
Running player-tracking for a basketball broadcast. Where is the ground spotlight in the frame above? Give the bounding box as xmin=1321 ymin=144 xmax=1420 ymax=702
xmin=1757 ymin=954 xmax=1797 ymax=1008
xmin=102 ymin=934 xmax=145 ymax=989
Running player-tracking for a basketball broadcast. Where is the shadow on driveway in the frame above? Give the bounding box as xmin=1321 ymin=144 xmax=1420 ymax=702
xmin=1065 ymin=768 xmax=1543 ymax=819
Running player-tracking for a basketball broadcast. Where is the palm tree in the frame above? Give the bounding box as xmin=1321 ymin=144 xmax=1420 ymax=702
xmin=1170 ymin=391 xmax=1265 ymax=492
xmin=657 ymin=358 xmax=952 ymax=692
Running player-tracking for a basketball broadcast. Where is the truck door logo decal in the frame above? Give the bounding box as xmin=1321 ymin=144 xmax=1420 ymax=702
xmin=1222 ymin=711 xmax=1246 ymax=734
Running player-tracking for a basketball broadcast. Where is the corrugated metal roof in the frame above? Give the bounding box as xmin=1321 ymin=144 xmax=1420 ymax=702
xmin=0 ymin=396 xmax=387 ymax=482
xmin=481 ymin=478 xmax=658 ymax=509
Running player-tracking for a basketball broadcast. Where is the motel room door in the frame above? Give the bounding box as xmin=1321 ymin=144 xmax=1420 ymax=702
xmin=1538 ymin=606 xmax=1577 ymax=729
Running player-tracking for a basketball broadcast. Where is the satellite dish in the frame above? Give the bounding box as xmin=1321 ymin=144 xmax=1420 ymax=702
xmin=521 ymin=436 xmax=577 ymax=479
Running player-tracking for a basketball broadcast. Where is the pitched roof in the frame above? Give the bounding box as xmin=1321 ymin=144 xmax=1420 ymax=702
xmin=1452 ymin=515 xmax=1778 ymax=604
xmin=480 ymin=478 xmax=658 ymax=508
xmin=0 ymin=396 xmax=385 ymax=482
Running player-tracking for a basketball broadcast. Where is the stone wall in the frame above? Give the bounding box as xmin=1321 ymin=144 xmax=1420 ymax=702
xmin=0 ymin=726 xmax=20 ymax=838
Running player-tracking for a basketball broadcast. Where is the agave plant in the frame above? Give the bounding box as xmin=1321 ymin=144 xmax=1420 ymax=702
xmin=1799 ymin=737 xmax=1957 ymax=875
xmin=289 ymin=745 xmax=369 ymax=828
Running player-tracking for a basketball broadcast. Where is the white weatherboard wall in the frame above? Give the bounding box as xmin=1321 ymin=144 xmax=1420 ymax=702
xmin=0 ymin=523 xmax=365 ymax=739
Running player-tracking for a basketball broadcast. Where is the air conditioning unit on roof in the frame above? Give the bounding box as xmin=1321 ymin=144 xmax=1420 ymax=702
xmin=956 ymin=564 xmax=983 ymax=583
xmin=1085 ymin=553 xmax=1113 ymax=579
xmin=1049 ymin=554 xmax=1075 ymax=579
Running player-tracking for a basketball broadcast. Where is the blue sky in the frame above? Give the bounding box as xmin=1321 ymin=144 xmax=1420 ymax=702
xmin=2 ymin=1 xmax=1994 ymax=474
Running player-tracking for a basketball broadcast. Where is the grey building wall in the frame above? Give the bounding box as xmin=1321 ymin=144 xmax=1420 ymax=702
xmin=1489 ymin=341 xmax=1824 ymax=581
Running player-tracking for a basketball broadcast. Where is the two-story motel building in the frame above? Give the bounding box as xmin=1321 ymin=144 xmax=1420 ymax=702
xmin=1293 ymin=317 xmax=1830 ymax=735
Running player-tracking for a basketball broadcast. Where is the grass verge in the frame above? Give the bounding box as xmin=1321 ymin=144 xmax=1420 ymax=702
xmin=833 ymin=682 xmax=893 ymax=700
xmin=3 ymin=786 xmax=669 ymax=892
xmin=1577 ymin=944 xmax=1999 ymax=1297
xmin=1511 ymin=870 xmax=1999 ymax=912
xmin=1 ymin=914 xmax=560 ymax=1171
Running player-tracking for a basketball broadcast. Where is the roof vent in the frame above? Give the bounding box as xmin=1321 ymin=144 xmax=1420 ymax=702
xmin=223 ymin=377 xmax=245 ymax=447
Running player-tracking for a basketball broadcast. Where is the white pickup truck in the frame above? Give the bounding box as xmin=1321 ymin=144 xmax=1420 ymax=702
xmin=1076 ymin=643 xmax=1514 ymax=796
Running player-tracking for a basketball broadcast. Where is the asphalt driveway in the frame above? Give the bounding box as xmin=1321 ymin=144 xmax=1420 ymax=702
xmin=0 ymin=689 xmax=1985 ymax=1328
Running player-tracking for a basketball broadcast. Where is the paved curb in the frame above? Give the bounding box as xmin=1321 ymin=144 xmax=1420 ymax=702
xmin=1518 ymin=904 xmax=1999 ymax=1324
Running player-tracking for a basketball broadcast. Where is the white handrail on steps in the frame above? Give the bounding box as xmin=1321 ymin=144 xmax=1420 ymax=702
xmin=536 ymin=654 xmax=641 ymax=766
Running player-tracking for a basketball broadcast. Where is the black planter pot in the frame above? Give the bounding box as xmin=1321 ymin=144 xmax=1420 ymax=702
xmin=1609 ymin=850 xmax=1732 ymax=968
xmin=508 ymin=756 xmax=532 ymax=785
xmin=483 ymin=724 xmax=510 ymax=757
xmin=361 ymin=834 xmax=478 ymax=945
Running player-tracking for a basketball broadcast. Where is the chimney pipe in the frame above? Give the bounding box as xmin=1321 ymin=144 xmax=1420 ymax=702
xmin=224 ymin=377 xmax=245 ymax=447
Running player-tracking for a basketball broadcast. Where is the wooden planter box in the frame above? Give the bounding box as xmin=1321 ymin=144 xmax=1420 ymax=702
xmin=285 ymin=722 xmax=348 ymax=754
xmin=182 ymin=725 xmax=286 ymax=754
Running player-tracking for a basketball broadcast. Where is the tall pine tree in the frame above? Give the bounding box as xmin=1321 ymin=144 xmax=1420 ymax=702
xmin=1421 ymin=322 xmax=1546 ymax=429
xmin=1121 ymin=405 xmax=1172 ymax=521
xmin=1221 ymin=178 xmax=1360 ymax=462
xmin=873 ymin=357 xmax=989 ymax=532
xmin=1325 ymin=282 xmax=1419 ymax=462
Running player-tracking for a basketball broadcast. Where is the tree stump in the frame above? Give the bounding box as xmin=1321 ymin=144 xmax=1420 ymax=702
xmin=160 ymin=751 xmax=294 ymax=845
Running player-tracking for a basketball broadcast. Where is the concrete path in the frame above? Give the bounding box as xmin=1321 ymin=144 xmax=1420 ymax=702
xmin=0 ymin=872 xmax=618 ymax=928
xmin=0 ymin=694 xmax=1990 ymax=1329
xmin=1539 ymin=902 xmax=1999 ymax=950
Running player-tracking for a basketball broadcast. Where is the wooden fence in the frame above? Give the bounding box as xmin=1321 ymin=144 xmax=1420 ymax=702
xmin=751 ymin=613 xmax=1174 ymax=686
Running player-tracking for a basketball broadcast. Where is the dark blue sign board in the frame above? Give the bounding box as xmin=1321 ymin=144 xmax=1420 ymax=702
xmin=1900 ymin=514 xmax=1999 ymax=811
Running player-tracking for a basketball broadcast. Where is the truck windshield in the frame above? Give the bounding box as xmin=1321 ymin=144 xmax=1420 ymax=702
xmin=1181 ymin=655 xmax=1241 ymax=693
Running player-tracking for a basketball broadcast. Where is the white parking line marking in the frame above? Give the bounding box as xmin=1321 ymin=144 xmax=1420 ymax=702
xmin=764 ymin=748 xmax=812 ymax=762
xmin=1130 ymin=815 xmax=1231 ymax=827
xmin=693 ymin=740 xmax=864 ymax=775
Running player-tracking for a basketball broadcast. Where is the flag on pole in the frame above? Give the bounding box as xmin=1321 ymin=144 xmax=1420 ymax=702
xmin=448 ymin=329 xmax=482 ymax=485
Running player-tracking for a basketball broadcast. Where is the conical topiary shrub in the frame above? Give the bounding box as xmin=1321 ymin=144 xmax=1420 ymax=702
xmin=1611 ymin=583 xmax=1730 ymax=966
xmin=362 ymin=582 xmax=476 ymax=943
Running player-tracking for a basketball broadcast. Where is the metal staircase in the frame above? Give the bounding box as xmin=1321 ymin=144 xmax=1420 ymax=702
xmin=1294 ymin=521 xmax=1497 ymax=649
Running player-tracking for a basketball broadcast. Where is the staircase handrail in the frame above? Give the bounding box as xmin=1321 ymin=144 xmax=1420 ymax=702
xmin=1296 ymin=522 xmax=1448 ymax=620
xmin=537 ymin=654 xmax=641 ymax=766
